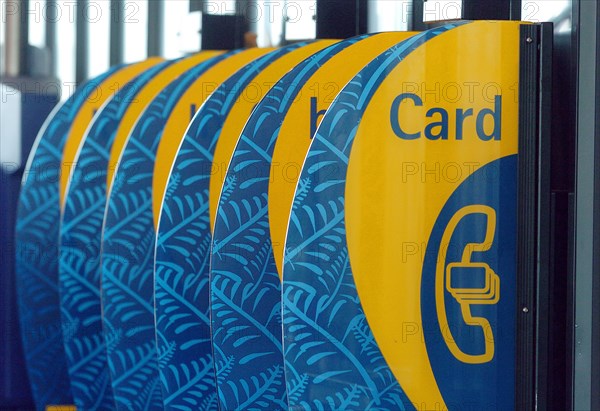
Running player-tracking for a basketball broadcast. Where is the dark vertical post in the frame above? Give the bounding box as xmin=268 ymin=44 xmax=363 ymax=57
xmin=75 ymin=0 xmax=89 ymax=85
xmin=316 ymin=0 xmax=367 ymax=39
xmin=461 ymin=0 xmax=512 ymax=20
xmin=110 ymin=0 xmax=125 ymax=66
xmin=201 ymin=14 xmax=245 ymax=50
xmin=417 ymin=0 xmax=520 ymax=25
xmin=516 ymin=22 xmax=553 ymax=411
xmin=243 ymin=0 xmax=259 ymax=34
xmin=411 ymin=0 xmax=427 ymax=31
xmin=19 ymin=0 xmax=30 ymax=74
xmin=45 ymin=0 xmax=58 ymax=77
xmin=592 ymin=6 xmax=600 ymax=406
xmin=510 ymin=0 xmax=521 ymax=20
xmin=574 ymin=0 xmax=600 ymax=409
xmin=147 ymin=0 xmax=164 ymax=57
xmin=534 ymin=23 xmax=555 ymax=411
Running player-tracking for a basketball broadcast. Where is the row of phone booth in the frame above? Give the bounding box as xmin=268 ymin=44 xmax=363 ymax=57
xmin=13 ymin=21 xmax=548 ymax=410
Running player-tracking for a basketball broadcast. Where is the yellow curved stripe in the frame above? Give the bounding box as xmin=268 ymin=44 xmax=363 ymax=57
xmin=60 ymin=57 xmax=164 ymax=209
xmin=152 ymin=48 xmax=274 ymax=229
xmin=268 ymin=32 xmax=417 ymax=279
xmin=106 ymin=51 xmax=223 ymax=194
xmin=208 ymin=41 xmax=338 ymax=230
xmin=345 ymin=21 xmax=521 ymax=408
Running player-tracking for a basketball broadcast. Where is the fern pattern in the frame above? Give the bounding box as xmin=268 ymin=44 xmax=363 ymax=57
xmin=58 ymin=62 xmax=168 ymax=410
xmin=282 ymin=25 xmax=463 ymax=410
xmin=100 ymin=55 xmax=224 ymax=411
xmin=14 ymin=67 xmax=119 ymax=410
xmin=209 ymin=38 xmax=362 ymax=411
xmin=154 ymin=44 xmax=302 ymax=411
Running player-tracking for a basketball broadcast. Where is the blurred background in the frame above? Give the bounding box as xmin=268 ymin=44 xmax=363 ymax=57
xmin=0 ymin=0 xmax=570 ymax=98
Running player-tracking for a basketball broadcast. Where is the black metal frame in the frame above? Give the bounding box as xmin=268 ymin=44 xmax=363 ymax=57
xmin=516 ymin=22 xmax=553 ymax=410
xmin=18 ymin=0 xmax=30 ymax=74
xmin=591 ymin=3 xmax=600 ymax=409
xmin=147 ymin=0 xmax=164 ymax=57
xmin=45 ymin=0 xmax=58 ymax=78
xmin=201 ymin=13 xmax=246 ymax=50
xmin=315 ymin=0 xmax=367 ymax=39
xmin=110 ymin=0 xmax=125 ymax=66
xmin=412 ymin=0 xmax=521 ymax=27
xmin=461 ymin=0 xmax=519 ymax=20
xmin=593 ymin=101 xmax=600 ymax=411
xmin=545 ymin=2 xmax=577 ymax=408
xmin=75 ymin=0 xmax=89 ymax=85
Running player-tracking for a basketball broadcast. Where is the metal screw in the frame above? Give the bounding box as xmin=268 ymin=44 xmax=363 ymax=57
xmin=526 ymin=37 xmax=533 ymax=43
xmin=522 ymin=307 xmax=529 ymax=313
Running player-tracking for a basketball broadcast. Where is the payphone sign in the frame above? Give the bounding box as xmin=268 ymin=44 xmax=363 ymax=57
xmin=345 ymin=21 xmax=520 ymax=409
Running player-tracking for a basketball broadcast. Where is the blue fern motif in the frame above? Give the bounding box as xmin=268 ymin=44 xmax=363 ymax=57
xmin=100 ymin=54 xmax=226 ymax=411
xmin=58 ymin=62 xmax=168 ymax=410
xmin=208 ymin=37 xmax=369 ymax=411
xmin=154 ymin=44 xmax=306 ymax=411
xmin=14 ymin=66 xmax=121 ymax=410
xmin=282 ymin=24 xmax=465 ymax=410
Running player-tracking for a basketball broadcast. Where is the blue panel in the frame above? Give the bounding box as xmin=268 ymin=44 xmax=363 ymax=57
xmin=154 ymin=44 xmax=303 ymax=411
xmin=281 ymin=24 xmax=462 ymax=410
xmin=0 ymin=83 xmax=58 ymax=408
xmin=100 ymin=55 xmax=226 ymax=411
xmin=209 ymin=38 xmax=361 ymax=410
xmin=59 ymin=61 xmax=170 ymax=410
xmin=15 ymin=68 xmax=119 ymax=410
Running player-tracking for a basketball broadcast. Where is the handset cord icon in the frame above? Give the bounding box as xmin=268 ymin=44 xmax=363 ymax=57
xmin=435 ymin=205 xmax=500 ymax=364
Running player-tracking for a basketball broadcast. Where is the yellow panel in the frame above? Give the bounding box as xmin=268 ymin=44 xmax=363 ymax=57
xmin=208 ymin=40 xmax=338 ymax=229
xmin=152 ymin=48 xmax=274 ymax=228
xmin=59 ymin=57 xmax=164 ymax=209
xmin=345 ymin=21 xmax=521 ymax=409
xmin=106 ymin=51 xmax=223 ymax=194
xmin=268 ymin=32 xmax=417 ymax=278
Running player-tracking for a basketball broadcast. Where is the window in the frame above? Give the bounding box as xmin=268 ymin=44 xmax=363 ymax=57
xmin=368 ymin=0 xmax=411 ymax=32
xmin=284 ymin=0 xmax=316 ymax=41
xmin=87 ymin=0 xmax=110 ymax=77
xmin=163 ymin=0 xmax=201 ymax=59
xmin=521 ymin=0 xmax=571 ymax=32
xmin=55 ymin=0 xmax=77 ymax=98
xmin=123 ymin=0 xmax=148 ymax=63
xmin=28 ymin=0 xmax=46 ymax=49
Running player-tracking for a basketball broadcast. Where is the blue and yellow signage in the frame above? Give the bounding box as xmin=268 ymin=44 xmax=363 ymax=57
xmin=154 ymin=41 xmax=335 ymax=411
xmin=15 ymin=20 xmax=529 ymax=411
xmin=59 ymin=60 xmax=169 ymax=410
xmin=100 ymin=51 xmax=225 ymax=410
xmin=15 ymin=61 xmax=156 ymax=410
xmin=283 ymin=20 xmax=521 ymax=410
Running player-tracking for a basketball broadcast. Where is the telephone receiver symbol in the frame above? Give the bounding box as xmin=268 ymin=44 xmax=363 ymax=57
xmin=435 ymin=205 xmax=499 ymax=364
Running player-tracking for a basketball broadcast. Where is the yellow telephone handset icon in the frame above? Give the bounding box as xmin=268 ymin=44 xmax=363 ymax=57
xmin=435 ymin=205 xmax=500 ymax=364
